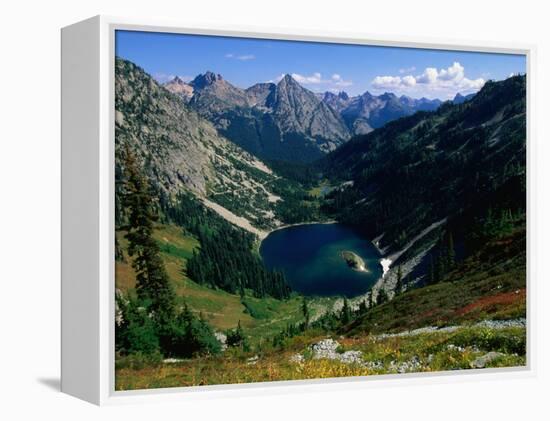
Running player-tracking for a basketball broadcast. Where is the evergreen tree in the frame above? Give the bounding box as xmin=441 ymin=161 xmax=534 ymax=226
xmin=226 ymin=320 xmax=249 ymax=351
xmin=301 ymin=296 xmax=310 ymax=330
xmin=170 ymin=193 xmax=291 ymax=300
xmin=115 ymin=293 xmax=159 ymax=355
xmin=376 ymin=289 xmax=389 ymax=305
xmin=358 ymin=299 xmax=367 ymax=315
xmin=122 ymin=147 xmax=175 ymax=325
xmin=368 ymin=291 xmax=374 ymax=308
xmin=239 ymin=281 xmax=245 ymax=299
xmin=341 ymin=298 xmax=352 ymax=324
xmin=434 ymin=250 xmax=445 ymax=284
xmin=395 ymin=265 xmax=403 ymax=294
xmin=170 ymin=304 xmax=221 ymax=357
xmin=428 ymin=255 xmax=435 ymax=285
xmin=447 ymin=231 xmax=455 ymax=270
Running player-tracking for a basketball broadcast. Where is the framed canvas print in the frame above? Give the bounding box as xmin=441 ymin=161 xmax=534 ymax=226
xmin=61 ymin=16 xmax=533 ymax=405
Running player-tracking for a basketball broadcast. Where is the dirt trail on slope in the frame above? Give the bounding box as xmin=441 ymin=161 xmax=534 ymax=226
xmin=201 ymin=198 xmax=268 ymax=239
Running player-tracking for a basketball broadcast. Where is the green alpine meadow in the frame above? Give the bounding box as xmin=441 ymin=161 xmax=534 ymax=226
xmin=114 ymin=32 xmax=527 ymax=390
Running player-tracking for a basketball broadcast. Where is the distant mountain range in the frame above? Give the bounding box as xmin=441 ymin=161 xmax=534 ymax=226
xmin=164 ymin=72 xmax=475 ymax=162
xmin=319 ymin=90 xmax=443 ymax=135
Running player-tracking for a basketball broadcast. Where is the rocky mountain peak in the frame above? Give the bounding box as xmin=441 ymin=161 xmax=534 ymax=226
xmin=278 ymin=74 xmax=299 ymax=88
xmin=452 ymin=92 xmax=475 ymax=104
xmin=164 ymin=76 xmax=195 ymax=102
xmin=361 ymin=91 xmax=374 ymax=99
xmin=379 ymin=92 xmax=397 ymax=101
xmin=191 ymin=71 xmax=223 ymax=89
xmin=338 ymin=91 xmax=350 ymax=100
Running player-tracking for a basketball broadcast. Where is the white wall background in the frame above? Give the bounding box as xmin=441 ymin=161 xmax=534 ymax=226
xmin=0 ymin=0 xmax=548 ymax=419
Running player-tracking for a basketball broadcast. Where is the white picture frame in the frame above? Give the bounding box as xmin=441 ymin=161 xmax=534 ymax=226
xmin=61 ymin=15 xmax=535 ymax=405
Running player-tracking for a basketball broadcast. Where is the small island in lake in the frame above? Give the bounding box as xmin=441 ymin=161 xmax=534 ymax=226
xmin=341 ymin=250 xmax=368 ymax=272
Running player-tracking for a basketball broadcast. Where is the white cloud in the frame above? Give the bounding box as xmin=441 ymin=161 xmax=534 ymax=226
xmin=291 ymin=72 xmax=323 ymax=84
xmin=416 ymin=67 xmax=439 ymax=84
xmin=402 ymin=75 xmax=417 ymax=87
xmin=438 ymin=62 xmax=464 ymax=81
xmin=225 ymin=53 xmax=255 ymax=61
xmin=371 ymin=62 xmax=485 ymax=98
xmin=331 ymin=73 xmax=353 ymax=87
xmin=372 ymin=75 xmax=403 ymax=89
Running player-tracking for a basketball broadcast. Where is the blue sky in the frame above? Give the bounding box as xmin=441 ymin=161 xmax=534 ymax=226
xmin=115 ymin=30 xmax=526 ymax=100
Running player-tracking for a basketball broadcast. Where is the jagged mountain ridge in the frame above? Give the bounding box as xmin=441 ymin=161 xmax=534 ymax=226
xmin=115 ymin=58 xmax=283 ymax=232
xmin=165 ymin=72 xmax=350 ymax=162
xmin=321 ymin=90 xmax=443 ymax=135
xmin=163 ymin=69 xmax=479 ymax=161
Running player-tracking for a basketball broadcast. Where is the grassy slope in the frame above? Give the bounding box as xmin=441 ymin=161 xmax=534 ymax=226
xmin=345 ymin=222 xmax=526 ymax=336
xmin=115 ymin=324 xmax=525 ymax=390
xmin=116 ymin=224 xmax=335 ymax=337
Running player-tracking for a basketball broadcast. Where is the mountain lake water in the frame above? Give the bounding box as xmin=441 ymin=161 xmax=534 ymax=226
xmin=260 ymin=223 xmax=382 ymax=298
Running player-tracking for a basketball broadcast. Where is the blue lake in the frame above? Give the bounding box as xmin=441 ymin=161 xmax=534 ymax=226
xmin=260 ymin=223 xmax=382 ymax=297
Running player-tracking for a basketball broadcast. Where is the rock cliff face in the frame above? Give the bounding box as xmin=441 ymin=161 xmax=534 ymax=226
xmin=245 ymin=82 xmax=276 ymax=108
xmin=115 ymin=58 xmax=281 ymax=230
xmin=268 ymin=75 xmax=350 ymax=152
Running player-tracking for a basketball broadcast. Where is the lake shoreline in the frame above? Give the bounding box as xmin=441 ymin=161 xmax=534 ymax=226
xmin=259 ymin=219 xmax=338 ymax=241
xmin=259 ymin=222 xmax=383 ymax=298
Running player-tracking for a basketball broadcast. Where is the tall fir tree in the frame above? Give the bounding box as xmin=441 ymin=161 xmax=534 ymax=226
xmin=376 ymin=288 xmax=389 ymax=305
xmin=301 ymin=296 xmax=310 ymax=330
xmin=434 ymin=253 xmax=445 ymax=284
xmin=341 ymin=298 xmax=351 ymax=324
xmin=358 ymin=299 xmax=367 ymax=315
xmin=122 ymin=146 xmax=175 ymax=325
xmin=395 ymin=265 xmax=403 ymax=294
xmin=447 ymin=231 xmax=455 ymax=270
xmin=428 ymin=255 xmax=435 ymax=285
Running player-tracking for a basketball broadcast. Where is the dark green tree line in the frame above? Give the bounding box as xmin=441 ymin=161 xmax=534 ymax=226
xmin=165 ymin=193 xmax=291 ymax=299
